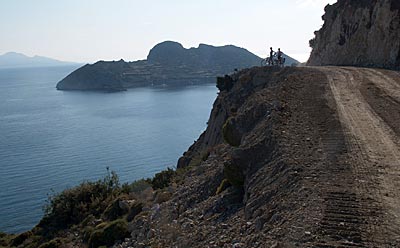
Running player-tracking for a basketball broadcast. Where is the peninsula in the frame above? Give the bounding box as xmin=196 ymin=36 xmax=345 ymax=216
xmin=56 ymin=41 xmax=298 ymax=91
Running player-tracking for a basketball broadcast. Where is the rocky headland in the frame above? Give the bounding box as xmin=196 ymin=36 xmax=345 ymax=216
xmin=56 ymin=41 xmax=298 ymax=91
xmin=308 ymin=0 xmax=400 ymax=69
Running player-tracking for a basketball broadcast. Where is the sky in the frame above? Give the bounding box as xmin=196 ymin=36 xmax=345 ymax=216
xmin=0 ymin=0 xmax=337 ymax=63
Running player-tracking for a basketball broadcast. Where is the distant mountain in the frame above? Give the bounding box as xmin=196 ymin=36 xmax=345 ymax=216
xmin=0 ymin=52 xmax=80 ymax=69
xmin=56 ymin=41 xmax=299 ymax=91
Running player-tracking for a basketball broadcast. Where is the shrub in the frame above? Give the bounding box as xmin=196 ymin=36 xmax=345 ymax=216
xmin=102 ymin=196 xmax=129 ymax=221
xmin=88 ymin=219 xmax=129 ymax=248
xmin=151 ymin=168 xmax=175 ymax=189
xmin=41 ymin=168 xmax=122 ymax=231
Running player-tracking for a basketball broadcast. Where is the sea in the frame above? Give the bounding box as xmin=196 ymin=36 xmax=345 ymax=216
xmin=0 ymin=66 xmax=217 ymax=234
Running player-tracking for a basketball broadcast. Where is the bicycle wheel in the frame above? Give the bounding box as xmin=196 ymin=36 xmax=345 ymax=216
xmin=261 ymin=58 xmax=268 ymax=66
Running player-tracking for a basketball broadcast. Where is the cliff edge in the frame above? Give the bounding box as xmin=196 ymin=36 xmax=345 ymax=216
xmin=308 ymin=0 xmax=400 ymax=69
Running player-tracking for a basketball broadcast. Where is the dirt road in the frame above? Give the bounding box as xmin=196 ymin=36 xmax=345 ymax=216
xmin=316 ymin=67 xmax=400 ymax=246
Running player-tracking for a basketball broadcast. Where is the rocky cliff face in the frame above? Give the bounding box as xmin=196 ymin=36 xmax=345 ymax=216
xmin=308 ymin=0 xmax=400 ymax=69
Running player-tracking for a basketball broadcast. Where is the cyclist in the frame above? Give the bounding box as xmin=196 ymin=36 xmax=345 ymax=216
xmin=269 ymin=47 xmax=275 ymax=65
xmin=277 ymin=48 xmax=283 ymax=65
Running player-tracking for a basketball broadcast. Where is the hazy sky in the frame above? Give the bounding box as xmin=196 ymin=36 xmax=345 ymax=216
xmin=0 ymin=0 xmax=337 ymax=63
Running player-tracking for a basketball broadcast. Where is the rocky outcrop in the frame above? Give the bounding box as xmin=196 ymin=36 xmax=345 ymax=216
xmin=56 ymin=41 xmax=299 ymax=91
xmin=308 ymin=0 xmax=400 ymax=69
xmin=56 ymin=60 xmax=128 ymax=91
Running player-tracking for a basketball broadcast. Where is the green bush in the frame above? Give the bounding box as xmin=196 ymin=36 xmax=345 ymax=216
xmin=151 ymin=168 xmax=175 ymax=189
xmin=222 ymin=118 xmax=241 ymax=147
xmin=88 ymin=219 xmax=129 ymax=248
xmin=41 ymin=168 xmax=121 ymax=231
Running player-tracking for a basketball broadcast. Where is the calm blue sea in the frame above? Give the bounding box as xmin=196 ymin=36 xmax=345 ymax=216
xmin=0 ymin=66 xmax=217 ymax=234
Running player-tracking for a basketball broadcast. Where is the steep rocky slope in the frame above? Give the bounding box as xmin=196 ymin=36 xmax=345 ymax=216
xmin=308 ymin=0 xmax=400 ymax=69
xmin=56 ymin=41 xmax=299 ymax=91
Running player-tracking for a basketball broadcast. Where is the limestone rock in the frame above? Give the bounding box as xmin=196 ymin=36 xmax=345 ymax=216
xmin=308 ymin=0 xmax=400 ymax=69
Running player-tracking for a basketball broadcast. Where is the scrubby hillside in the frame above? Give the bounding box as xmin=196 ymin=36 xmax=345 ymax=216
xmin=308 ymin=0 xmax=400 ymax=69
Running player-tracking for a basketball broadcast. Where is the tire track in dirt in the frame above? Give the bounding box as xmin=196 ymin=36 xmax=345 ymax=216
xmin=362 ymin=68 xmax=400 ymax=102
xmin=316 ymin=66 xmax=400 ymax=246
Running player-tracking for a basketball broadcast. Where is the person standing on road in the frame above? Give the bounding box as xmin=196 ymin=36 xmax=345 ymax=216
xmin=277 ymin=48 xmax=283 ymax=65
xmin=269 ymin=47 xmax=275 ymax=65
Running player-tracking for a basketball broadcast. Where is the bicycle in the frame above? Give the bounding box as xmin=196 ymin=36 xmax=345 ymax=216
xmin=261 ymin=56 xmax=285 ymax=67
xmin=261 ymin=56 xmax=273 ymax=66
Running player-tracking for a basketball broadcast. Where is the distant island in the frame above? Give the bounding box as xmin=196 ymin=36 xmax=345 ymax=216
xmin=0 ymin=52 xmax=80 ymax=69
xmin=56 ymin=41 xmax=299 ymax=91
